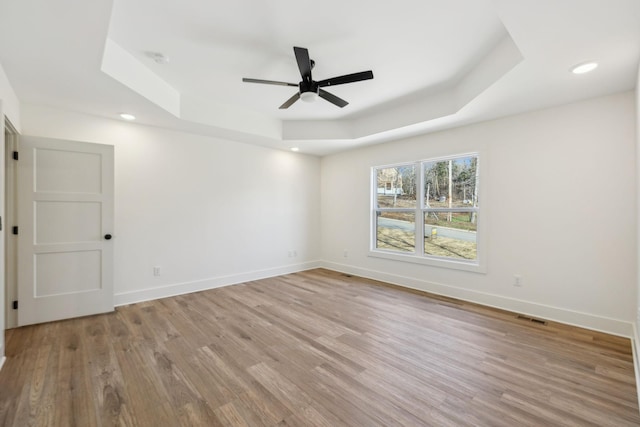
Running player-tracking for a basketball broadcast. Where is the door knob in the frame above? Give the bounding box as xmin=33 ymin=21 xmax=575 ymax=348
xmin=104 ymin=234 xmax=113 ymax=240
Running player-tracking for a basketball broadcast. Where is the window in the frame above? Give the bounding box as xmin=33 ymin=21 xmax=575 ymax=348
xmin=371 ymin=153 xmax=480 ymax=270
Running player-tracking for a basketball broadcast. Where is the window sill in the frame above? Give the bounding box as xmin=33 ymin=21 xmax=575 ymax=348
xmin=368 ymin=250 xmax=486 ymax=273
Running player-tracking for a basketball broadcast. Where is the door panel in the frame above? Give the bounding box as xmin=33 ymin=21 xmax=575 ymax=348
xmin=35 ymin=148 xmax=102 ymax=193
xmin=35 ymin=250 xmax=102 ymax=296
xmin=35 ymin=201 xmax=101 ymax=243
xmin=17 ymin=136 xmax=114 ymax=326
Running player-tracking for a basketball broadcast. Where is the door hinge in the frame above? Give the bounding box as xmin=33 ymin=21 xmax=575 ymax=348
xmin=12 ymin=301 xmax=18 ymax=310
xmin=12 ymin=226 xmax=18 ymax=235
xmin=12 ymin=151 xmax=18 ymax=160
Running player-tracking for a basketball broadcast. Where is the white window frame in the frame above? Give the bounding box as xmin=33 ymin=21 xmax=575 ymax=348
xmin=369 ymin=153 xmax=486 ymax=273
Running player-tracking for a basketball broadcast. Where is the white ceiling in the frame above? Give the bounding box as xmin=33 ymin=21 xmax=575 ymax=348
xmin=0 ymin=0 xmax=639 ymax=156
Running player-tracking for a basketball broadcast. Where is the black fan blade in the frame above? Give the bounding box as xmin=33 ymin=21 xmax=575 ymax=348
xmin=242 ymin=78 xmax=298 ymax=87
xmin=319 ymin=89 xmax=348 ymax=108
xmin=293 ymin=46 xmax=312 ymax=82
xmin=279 ymin=92 xmax=301 ymax=109
xmin=317 ymin=70 xmax=374 ymax=87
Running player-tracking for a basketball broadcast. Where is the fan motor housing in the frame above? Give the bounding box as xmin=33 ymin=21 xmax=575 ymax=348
xmin=299 ymin=80 xmax=319 ymax=95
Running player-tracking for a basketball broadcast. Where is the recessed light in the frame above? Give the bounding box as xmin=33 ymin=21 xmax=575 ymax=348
xmin=571 ymin=62 xmax=598 ymax=74
xmin=291 ymin=147 xmax=300 ymax=152
xmin=119 ymin=113 xmax=136 ymax=121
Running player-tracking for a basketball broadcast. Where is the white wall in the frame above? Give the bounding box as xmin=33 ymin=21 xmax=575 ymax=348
xmin=0 ymin=63 xmax=20 ymax=132
xmin=20 ymin=105 xmax=321 ymax=304
xmin=321 ymin=91 xmax=637 ymax=336
xmin=0 ymin=101 xmax=5 ymax=366
xmin=634 ymin=60 xmax=640 ymax=407
xmin=636 ymin=63 xmax=640 ymax=336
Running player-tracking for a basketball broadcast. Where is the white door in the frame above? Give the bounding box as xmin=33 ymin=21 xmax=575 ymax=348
xmin=17 ymin=136 xmax=114 ymax=326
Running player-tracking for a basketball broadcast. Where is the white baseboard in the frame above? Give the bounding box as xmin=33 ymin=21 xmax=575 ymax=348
xmin=114 ymin=261 xmax=322 ymax=307
xmin=321 ymin=261 xmax=634 ymax=338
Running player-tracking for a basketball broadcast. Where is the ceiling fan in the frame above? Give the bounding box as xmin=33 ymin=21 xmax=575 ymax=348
xmin=242 ymin=46 xmax=374 ymax=109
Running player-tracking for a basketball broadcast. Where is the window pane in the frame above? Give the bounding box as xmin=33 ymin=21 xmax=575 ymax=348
xmin=424 ymin=211 xmax=477 ymax=260
xmin=424 ymin=156 xmax=478 ymax=208
xmin=376 ymin=165 xmax=416 ymax=208
xmin=376 ymin=211 xmax=415 ymax=252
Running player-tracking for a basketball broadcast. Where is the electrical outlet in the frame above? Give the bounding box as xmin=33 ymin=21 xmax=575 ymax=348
xmin=513 ymin=274 xmax=523 ymax=287
xmin=153 ymin=266 xmax=161 ymax=277
xmin=293 ymin=250 xmax=297 ymax=257
xmin=343 ymin=250 xmax=348 ymax=258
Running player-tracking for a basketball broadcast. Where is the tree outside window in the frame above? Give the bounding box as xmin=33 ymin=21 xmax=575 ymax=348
xmin=373 ymin=154 xmax=479 ymax=262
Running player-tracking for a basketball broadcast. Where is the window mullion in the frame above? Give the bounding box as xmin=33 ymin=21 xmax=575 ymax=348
xmin=416 ymin=162 xmax=424 ymax=256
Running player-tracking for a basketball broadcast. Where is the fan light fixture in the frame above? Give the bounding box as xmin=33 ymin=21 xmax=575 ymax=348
xmin=300 ymin=91 xmax=318 ymax=103
xmin=119 ymin=113 xmax=136 ymax=121
xmin=571 ymin=62 xmax=598 ymax=74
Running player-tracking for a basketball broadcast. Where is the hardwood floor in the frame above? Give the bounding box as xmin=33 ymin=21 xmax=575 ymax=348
xmin=0 ymin=268 xmax=638 ymax=426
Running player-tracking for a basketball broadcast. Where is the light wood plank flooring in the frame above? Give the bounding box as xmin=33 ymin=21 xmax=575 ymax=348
xmin=0 ymin=269 xmax=638 ymax=426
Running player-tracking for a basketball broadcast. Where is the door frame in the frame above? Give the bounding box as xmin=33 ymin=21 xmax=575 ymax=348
xmin=4 ymin=118 xmax=18 ymax=329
